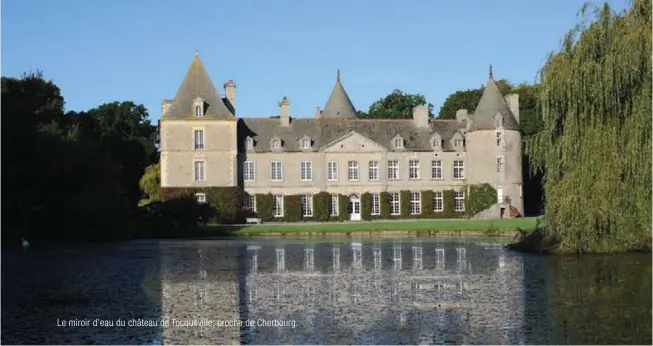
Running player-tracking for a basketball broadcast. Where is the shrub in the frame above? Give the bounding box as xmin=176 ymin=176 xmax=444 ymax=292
xmin=361 ymin=192 xmax=372 ymax=221
xmin=337 ymin=194 xmax=349 ymax=222
xmin=313 ymin=192 xmax=330 ymax=221
xmin=465 ymin=183 xmax=497 ymax=218
xmin=400 ymin=190 xmax=411 ymax=218
xmin=255 ymin=193 xmax=274 ymax=222
xmin=161 ymin=187 xmax=243 ymax=224
xmin=380 ymin=192 xmax=390 ymax=219
xmin=421 ymin=190 xmax=434 ymax=218
xmin=283 ymin=195 xmax=302 ymax=222
xmin=138 ymin=195 xmax=216 ymax=237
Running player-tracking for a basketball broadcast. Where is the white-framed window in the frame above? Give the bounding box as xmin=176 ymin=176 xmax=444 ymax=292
xmin=394 ymin=138 xmax=404 ymax=149
xmin=273 ymin=195 xmax=284 ymax=217
xmin=496 ymin=132 xmax=504 ymax=147
xmin=270 ymin=161 xmax=283 ymax=181
xmin=410 ymin=192 xmax=421 ymax=215
xmin=433 ymin=191 xmax=443 ymax=212
xmin=454 ymin=191 xmax=465 ymax=211
xmin=195 ymin=193 xmax=206 ymax=204
xmin=329 ymin=194 xmax=339 ymax=216
xmin=390 ymin=192 xmax=400 ymax=216
xmin=327 ymin=161 xmax=338 ymax=181
xmin=301 ymin=138 xmax=311 ymax=149
xmin=194 ymin=130 xmax=204 ymax=150
xmin=387 ymin=160 xmax=399 ymax=180
xmin=368 ymin=160 xmax=379 ymax=181
xmin=371 ymin=193 xmax=380 ymax=215
xmin=195 ymin=105 xmax=203 ymax=117
xmin=301 ymin=194 xmax=313 ymax=217
xmin=348 ymin=161 xmax=359 ymax=181
xmin=243 ymin=161 xmax=255 ymax=182
xmin=194 ymin=161 xmax=205 ymax=182
xmin=519 ymin=184 xmax=523 ymax=198
xmin=271 ymin=139 xmax=282 ymax=150
xmin=496 ymin=156 xmax=504 ymax=173
xmin=245 ymin=137 xmax=254 ymax=150
xmin=432 ymin=138 xmax=441 ymax=149
xmin=244 ymin=193 xmax=256 ymax=212
xmin=409 ymin=160 xmax=420 ymax=180
xmin=431 ymin=160 xmax=443 ymax=179
xmin=300 ymin=161 xmax=313 ymax=181
xmin=496 ymin=116 xmax=504 ymax=128
xmin=497 ymin=186 xmax=504 ymax=204
xmin=454 ymin=139 xmax=464 ymax=148
xmin=453 ymin=160 xmax=465 ymax=179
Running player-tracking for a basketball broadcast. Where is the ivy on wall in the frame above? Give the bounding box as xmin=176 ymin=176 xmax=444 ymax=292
xmin=421 ymin=190 xmax=434 ymax=218
xmin=313 ymin=192 xmax=330 ymax=222
xmin=465 ymin=183 xmax=497 ymax=217
xmin=337 ymin=194 xmax=349 ymax=222
xmin=400 ymin=190 xmax=411 ymax=218
xmin=380 ymin=192 xmax=391 ymax=219
xmin=361 ymin=192 xmax=372 ymax=221
xmin=255 ymin=193 xmax=274 ymax=222
xmin=283 ymin=195 xmax=302 ymax=222
xmin=162 ymin=187 xmax=243 ymax=224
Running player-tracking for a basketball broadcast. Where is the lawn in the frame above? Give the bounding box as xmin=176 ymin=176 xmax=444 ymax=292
xmin=222 ymin=217 xmax=541 ymax=236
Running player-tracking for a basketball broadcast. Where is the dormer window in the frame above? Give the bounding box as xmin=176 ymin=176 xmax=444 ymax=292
xmin=193 ymin=96 xmax=205 ymax=117
xmin=271 ymin=138 xmax=282 ymax=150
xmin=431 ymin=135 xmax=442 ymax=150
xmin=454 ymin=139 xmax=464 ymax=148
xmin=433 ymin=139 xmax=441 ymax=148
xmin=393 ymin=137 xmax=404 ymax=149
xmin=300 ymin=137 xmax=312 ymax=150
xmin=245 ymin=137 xmax=254 ymax=150
xmin=495 ymin=114 xmax=504 ymax=128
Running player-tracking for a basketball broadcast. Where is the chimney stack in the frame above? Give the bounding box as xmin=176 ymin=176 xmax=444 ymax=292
xmin=412 ymin=105 xmax=429 ymax=128
xmin=280 ymin=96 xmax=290 ymax=126
xmin=161 ymin=99 xmax=173 ymax=114
xmin=223 ymin=80 xmax=236 ymax=113
xmin=456 ymin=109 xmax=468 ymax=123
xmin=504 ymin=94 xmax=520 ymax=124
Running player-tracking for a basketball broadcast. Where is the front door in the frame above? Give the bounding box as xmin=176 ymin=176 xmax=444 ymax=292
xmin=349 ymin=198 xmax=361 ymax=221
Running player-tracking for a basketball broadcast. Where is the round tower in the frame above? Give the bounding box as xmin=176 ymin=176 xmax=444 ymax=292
xmin=465 ymin=66 xmax=524 ymax=217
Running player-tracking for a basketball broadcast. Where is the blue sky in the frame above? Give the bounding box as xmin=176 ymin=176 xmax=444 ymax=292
xmin=2 ymin=0 xmax=627 ymax=121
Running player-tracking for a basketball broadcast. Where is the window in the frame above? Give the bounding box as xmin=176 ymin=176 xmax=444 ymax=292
xmin=194 ymin=161 xmax=205 ymax=182
xmin=431 ymin=160 xmax=443 ymax=179
xmin=245 ymin=138 xmax=254 ymax=150
xmin=327 ymin=161 xmax=338 ymax=181
xmin=194 ymin=130 xmax=204 ymax=150
xmin=409 ymin=160 xmax=420 ymax=180
xmin=348 ymin=161 xmax=359 ymax=181
xmin=432 ymin=138 xmax=441 ymax=149
xmin=496 ymin=116 xmax=504 ymax=128
xmin=368 ymin=160 xmax=379 ymax=181
xmin=390 ymin=193 xmax=400 ymax=216
xmin=371 ymin=193 xmax=380 ymax=215
xmin=496 ymin=132 xmax=504 ymax=147
xmin=195 ymin=105 xmax=203 ymax=117
xmin=270 ymin=161 xmax=283 ymax=181
xmin=496 ymin=156 xmax=504 ymax=173
xmin=453 ymin=160 xmax=465 ymax=179
xmin=329 ymin=195 xmax=339 ymax=216
xmin=300 ymin=161 xmax=313 ymax=181
xmin=273 ymin=195 xmax=284 ymax=217
xmin=271 ymin=139 xmax=282 ymax=150
xmin=497 ymin=186 xmax=504 ymax=203
xmin=410 ymin=192 xmax=421 ymax=215
xmin=454 ymin=139 xmax=463 ymax=148
xmin=244 ymin=193 xmax=256 ymax=212
xmin=394 ymin=138 xmax=404 ymax=149
xmin=243 ymin=161 xmax=255 ymax=182
xmin=195 ymin=193 xmax=206 ymax=204
xmin=433 ymin=191 xmax=443 ymax=212
xmin=301 ymin=195 xmax=313 ymax=217
xmin=454 ymin=191 xmax=465 ymax=211
xmin=387 ymin=160 xmax=399 ymax=180
xmin=301 ymin=138 xmax=311 ymax=149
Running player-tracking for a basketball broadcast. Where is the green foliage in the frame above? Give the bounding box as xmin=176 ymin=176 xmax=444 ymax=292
xmin=313 ymin=192 xmax=330 ymax=222
xmin=139 ymin=163 xmax=162 ymax=202
xmin=400 ymin=190 xmax=411 ymax=218
xmin=380 ymin=192 xmax=391 ymax=219
xmin=162 ymin=187 xmax=243 ymax=224
xmin=421 ymin=190 xmax=434 ymax=218
xmin=337 ymin=194 xmax=349 ymax=222
xmin=283 ymin=195 xmax=302 ymax=222
xmin=437 ymin=88 xmax=482 ymax=120
xmin=361 ymin=192 xmax=372 ymax=221
xmin=526 ymin=0 xmax=652 ymax=252
xmin=255 ymin=193 xmax=274 ymax=222
xmin=137 ymin=196 xmax=216 ymax=238
xmin=465 ymin=183 xmax=498 ymax=217
xmin=361 ymin=89 xmax=434 ymax=119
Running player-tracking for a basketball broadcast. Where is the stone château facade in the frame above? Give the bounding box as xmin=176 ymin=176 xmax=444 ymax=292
xmin=159 ymin=53 xmax=524 ymax=220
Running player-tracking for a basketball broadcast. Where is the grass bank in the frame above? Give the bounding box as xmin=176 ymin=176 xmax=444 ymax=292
xmin=202 ymin=217 xmax=540 ymax=237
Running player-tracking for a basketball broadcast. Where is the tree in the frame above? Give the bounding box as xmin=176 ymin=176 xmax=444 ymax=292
xmin=361 ymin=89 xmax=434 ymax=119
xmin=527 ymin=0 xmax=652 ymax=252
xmin=437 ymin=79 xmax=513 ymax=119
xmin=140 ymin=163 xmax=162 ymax=202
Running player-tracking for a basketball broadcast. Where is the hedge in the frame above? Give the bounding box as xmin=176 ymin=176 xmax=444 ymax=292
xmin=361 ymin=192 xmax=372 ymax=221
xmin=313 ymin=192 xmax=330 ymax=222
xmin=380 ymin=191 xmax=391 ymax=219
xmin=161 ymin=187 xmax=243 ymax=224
xmin=255 ymin=193 xmax=274 ymax=222
xmin=283 ymin=195 xmax=302 ymax=222
xmin=400 ymin=190 xmax=411 ymax=218
xmin=337 ymin=194 xmax=348 ymax=222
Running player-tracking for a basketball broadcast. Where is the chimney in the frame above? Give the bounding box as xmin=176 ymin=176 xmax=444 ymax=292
xmin=279 ymin=96 xmax=290 ymax=126
xmin=456 ymin=109 xmax=468 ymax=123
xmin=412 ymin=105 xmax=429 ymax=128
xmin=314 ymin=107 xmax=322 ymax=118
xmin=161 ymin=99 xmax=173 ymax=114
xmin=224 ymin=80 xmax=236 ymax=113
xmin=505 ymin=94 xmax=519 ymax=124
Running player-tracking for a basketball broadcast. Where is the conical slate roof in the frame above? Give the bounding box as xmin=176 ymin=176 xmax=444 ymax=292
xmin=321 ymin=70 xmax=358 ymax=118
xmin=469 ymin=66 xmax=519 ymax=131
xmin=163 ymin=52 xmax=234 ymax=120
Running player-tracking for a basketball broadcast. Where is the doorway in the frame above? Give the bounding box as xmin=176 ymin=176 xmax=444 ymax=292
xmin=348 ymin=194 xmax=361 ymax=221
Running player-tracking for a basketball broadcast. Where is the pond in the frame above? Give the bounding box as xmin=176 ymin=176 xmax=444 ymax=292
xmin=1 ymin=237 xmax=651 ymax=344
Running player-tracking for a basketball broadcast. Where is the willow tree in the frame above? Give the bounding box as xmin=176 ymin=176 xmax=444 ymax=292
xmin=528 ymin=0 xmax=652 ymax=252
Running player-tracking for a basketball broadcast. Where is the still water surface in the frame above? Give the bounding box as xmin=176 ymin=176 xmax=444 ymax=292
xmin=2 ymin=237 xmax=651 ymax=344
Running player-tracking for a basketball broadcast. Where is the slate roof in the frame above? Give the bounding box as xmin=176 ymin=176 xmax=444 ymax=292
xmin=239 ymin=117 xmax=466 ymax=152
xmin=320 ymin=70 xmax=358 ymax=118
xmin=162 ymin=53 xmax=235 ymax=120
xmin=469 ymin=69 xmax=519 ymax=131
